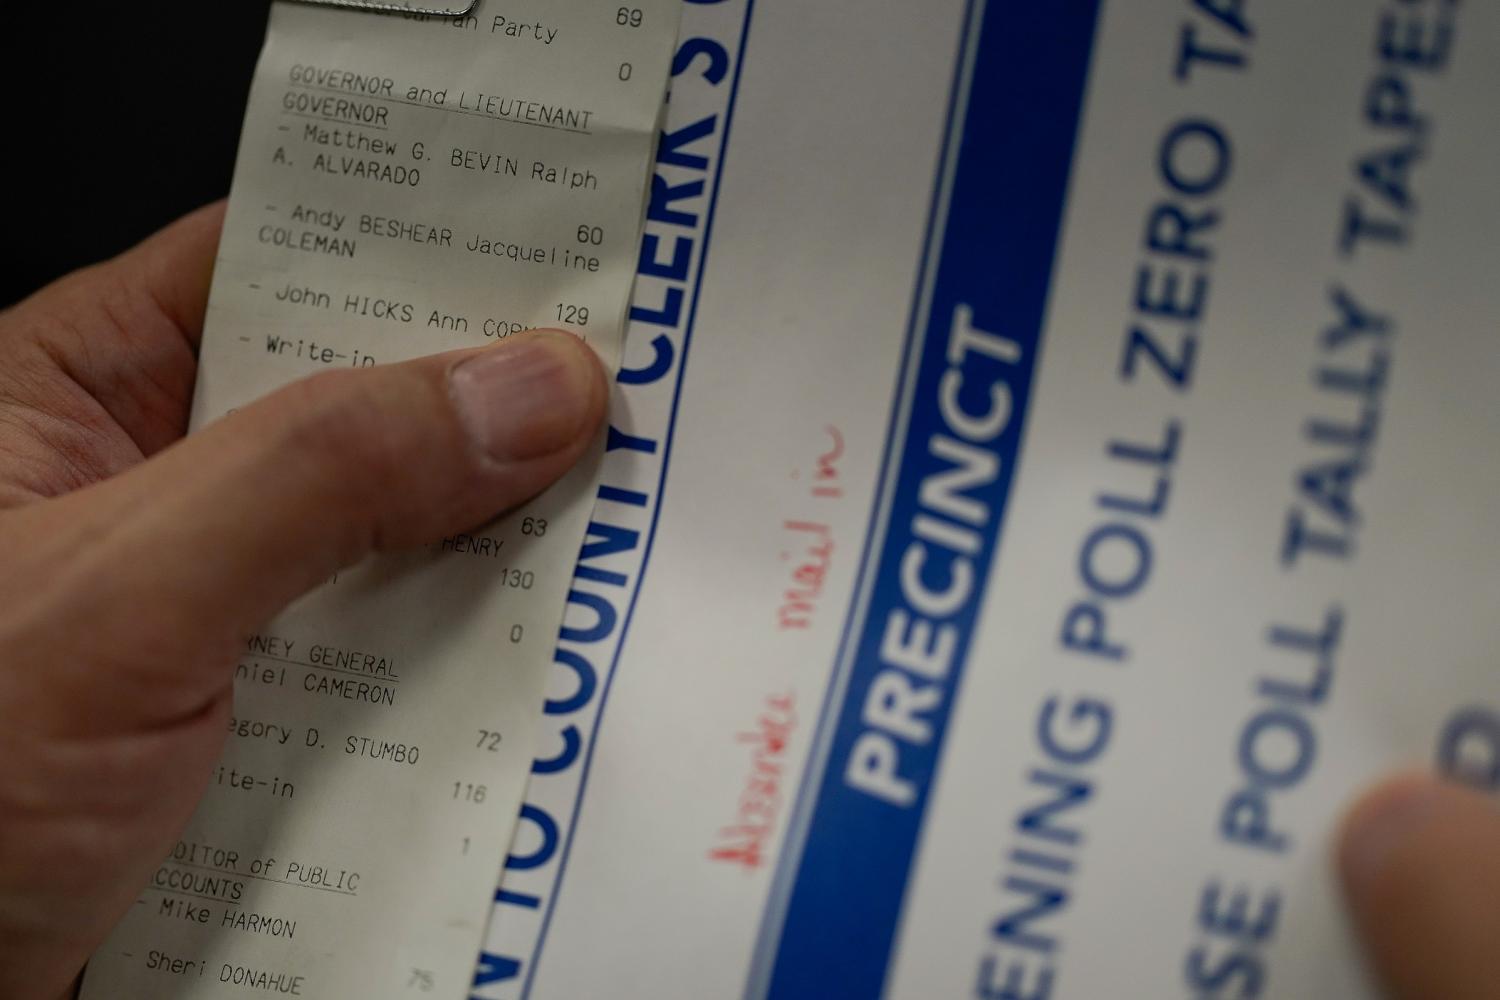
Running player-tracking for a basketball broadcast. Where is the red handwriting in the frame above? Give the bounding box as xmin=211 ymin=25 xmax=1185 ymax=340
xmin=777 ymin=426 xmax=844 ymax=630
xmin=708 ymin=692 xmax=797 ymax=871
xmin=813 ymin=425 xmax=844 ymax=498
xmin=778 ymin=522 xmax=833 ymax=630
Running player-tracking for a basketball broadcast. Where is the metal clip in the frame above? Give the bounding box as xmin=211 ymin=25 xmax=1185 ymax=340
xmin=289 ymin=0 xmax=480 ymax=15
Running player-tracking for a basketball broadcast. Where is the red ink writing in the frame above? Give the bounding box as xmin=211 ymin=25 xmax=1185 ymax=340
xmin=777 ymin=426 xmax=845 ymax=630
xmin=708 ymin=692 xmax=797 ymax=871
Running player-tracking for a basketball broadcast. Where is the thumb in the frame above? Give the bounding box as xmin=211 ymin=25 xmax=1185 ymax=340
xmin=6 ymin=328 xmax=606 ymax=735
xmin=1339 ymin=772 xmax=1500 ymax=1000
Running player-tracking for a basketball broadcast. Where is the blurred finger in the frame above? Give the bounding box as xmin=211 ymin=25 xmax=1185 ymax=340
xmin=1339 ymin=772 xmax=1500 ymax=1000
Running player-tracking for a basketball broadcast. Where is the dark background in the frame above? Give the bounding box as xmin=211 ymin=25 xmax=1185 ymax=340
xmin=2 ymin=6 xmax=273 ymax=307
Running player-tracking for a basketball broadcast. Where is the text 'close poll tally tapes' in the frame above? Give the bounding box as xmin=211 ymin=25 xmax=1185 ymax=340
xmin=480 ymin=2 xmax=1498 ymax=999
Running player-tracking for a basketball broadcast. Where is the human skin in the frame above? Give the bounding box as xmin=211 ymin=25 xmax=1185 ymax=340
xmin=0 ymin=204 xmax=607 ymax=1000
xmin=0 ymin=207 xmax=1493 ymax=999
xmin=1338 ymin=773 xmax=1500 ymax=999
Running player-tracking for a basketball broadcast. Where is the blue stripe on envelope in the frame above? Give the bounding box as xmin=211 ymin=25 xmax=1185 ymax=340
xmin=754 ymin=3 xmax=1104 ymax=996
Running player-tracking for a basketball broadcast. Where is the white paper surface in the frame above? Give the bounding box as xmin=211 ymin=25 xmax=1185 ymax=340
xmin=475 ymin=1 xmax=1500 ymax=998
xmin=80 ymin=3 xmax=678 ymax=998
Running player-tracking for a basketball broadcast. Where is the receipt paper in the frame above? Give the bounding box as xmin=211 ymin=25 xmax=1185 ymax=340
xmin=80 ymin=2 xmax=679 ymax=997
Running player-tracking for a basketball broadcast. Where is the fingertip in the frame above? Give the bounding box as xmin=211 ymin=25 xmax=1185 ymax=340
xmin=1340 ymin=771 xmax=1499 ymax=898
xmin=535 ymin=326 xmax=610 ymax=422
xmin=1338 ymin=770 xmax=1444 ymax=903
xmin=532 ymin=326 xmax=610 ymax=407
xmin=1339 ymin=772 xmax=1500 ymax=1000
xmin=447 ymin=329 xmax=607 ymax=465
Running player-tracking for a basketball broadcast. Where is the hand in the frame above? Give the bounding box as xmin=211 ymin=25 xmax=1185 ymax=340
xmin=0 ymin=204 xmax=607 ymax=1000
xmin=1340 ymin=773 xmax=1500 ymax=999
